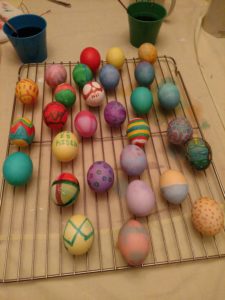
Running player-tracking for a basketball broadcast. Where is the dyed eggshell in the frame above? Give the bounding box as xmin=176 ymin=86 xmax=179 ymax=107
xmin=51 ymin=173 xmax=80 ymax=207
xmin=185 ymin=137 xmax=212 ymax=170
xmin=127 ymin=118 xmax=150 ymax=148
xmin=54 ymin=83 xmax=76 ymax=108
xmin=3 ymin=152 xmax=33 ymax=186
xmin=138 ymin=43 xmax=157 ymax=64
xmin=158 ymin=82 xmax=180 ymax=110
xmin=160 ymin=169 xmax=188 ymax=204
xmin=73 ymin=63 xmax=93 ymax=88
xmin=45 ymin=64 xmax=67 ymax=88
xmin=83 ymin=81 xmax=105 ymax=107
xmin=104 ymin=100 xmax=126 ymax=127
xmin=130 ymin=87 xmax=153 ymax=115
xmin=118 ymin=219 xmax=150 ymax=266
xmin=192 ymin=197 xmax=224 ymax=236
xmin=52 ymin=131 xmax=79 ymax=162
xmin=126 ymin=180 xmax=155 ymax=217
xmin=87 ymin=161 xmax=114 ymax=193
xmin=10 ymin=117 xmax=35 ymax=147
xmin=63 ymin=214 xmax=94 ymax=255
xmin=16 ymin=79 xmax=38 ymax=104
xmin=99 ymin=64 xmax=120 ymax=90
xmin=43 ymin=102 xmax=68 ymax=131
xmin=120 ymin=145 xmax=147 ymax=176
xmin=167 ymin=117 xmax=193 ymax=145
xmin=74 ymin=110 xmax=97 ymax=138
xmin=80 ymin=47 xmax=101 ymax=73
xmin=106 ymin=47 xmax=125 ymax=69
xmin=134 ymin=61 xmax=155 ymax=86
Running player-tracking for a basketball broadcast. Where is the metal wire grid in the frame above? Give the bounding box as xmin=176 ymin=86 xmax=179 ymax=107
xmin=1 ymin=56 xmax=225 ymax=283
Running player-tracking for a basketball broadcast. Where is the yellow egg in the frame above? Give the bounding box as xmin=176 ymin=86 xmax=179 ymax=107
xmin=52 ymin=131 xmax=79 ymax=162
xmin=138 ymin=43 xmax=158 ymax=64
xmin=106 ymin=47 xmax=125 ymax=69
xmin=16 ymin=79 xmax=39 ymax=104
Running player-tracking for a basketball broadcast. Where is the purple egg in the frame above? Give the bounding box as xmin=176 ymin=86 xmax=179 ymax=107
xmin=167 ymin=117 xmax=193 ymax=145
xmin=87 ymin=161 xmax=114 ymax=193
xmin=104 ymin=100 xmax=126 ymax=127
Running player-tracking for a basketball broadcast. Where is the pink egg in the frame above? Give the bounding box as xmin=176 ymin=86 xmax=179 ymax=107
xmin=74 ymin=110 xmax=97 ymax=138
xmin=45 ymin=64 xmax=67 ymax=88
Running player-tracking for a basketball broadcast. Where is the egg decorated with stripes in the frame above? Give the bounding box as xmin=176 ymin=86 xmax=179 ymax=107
xmin=126 ymin=118 xmax=150 ymax=148
xmin=10 ymin=117 xmax=35 ymax=147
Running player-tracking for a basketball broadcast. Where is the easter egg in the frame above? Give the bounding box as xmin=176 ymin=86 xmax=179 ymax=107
xmin=192 ymin=197 xmax=224 ymax=236
xmin=99 ymin=64 xmax=120 ymax=90
xmin=87 ymin=161 xmax=114 ymax=193
xmin=158 ymin=82 xmax=180 ymax=110
xmin=83 ymin=81 xmax=105 ymax=107
xmin=106 ymin=47 xmax=125 ymax=69
xmin=9 ymin=117 xmax=35 ymax=147
xmin=72 ymin=63 xmax=93 ymax=88
xmin=127 ymin=118 xmax=150 ymax=148
xmin=43 ymin=102 xmax=68 ymax=131
xmin=74 ymin=110 xmax=97 ymax=138
xmin=160 ymin=169 xmax=188 ymax=204
xmin=54 ymin=83 xmax=76 ymax=108
xmin=126 ymin=180 xmax=155 ymax=217
xmin=118 ymin=219 xmax=150 ymax=266
xmin=134 ymin=61 xmax=155 ymax=86
xmin=138 ymin=43 xmax=158 ymax=64
xmin=130 ymin=87 xmax=153 ymax=115
xmin=104 ymin=100 xmax=126 ymax=127
xmin=80 ymin=47 xmax=101 ymax=73
xmin=16 ymin=79 xmax=38 ymax=104
xmin=3 ymin=152 xmax=33 ymax=186
xmin=52 ymin=131 xmax=79 ymax=162
xmin=167 ymin=117 xmax=193 ymax=145
xmin=63 ymin=214 xmax=94 ymax=255
xmin=50 ymin=173 xmax=80 ymax=207
xmin=45 ymin=64 xmax=67 ymax=88
xmin=120 ymin=144 xmax=147 ymax=176
xmin=185 ymin=137 xmax=212 ymax=170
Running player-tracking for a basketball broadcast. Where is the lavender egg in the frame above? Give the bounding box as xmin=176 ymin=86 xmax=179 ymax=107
xmin=104 ymin=100 xmax=126 ymax=127
xmin=167 ymin=117 xmax=193 ymax=145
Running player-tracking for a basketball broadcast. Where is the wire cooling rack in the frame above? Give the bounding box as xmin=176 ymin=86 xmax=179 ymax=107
xmin=1 ymin=56 xmax=225 ymax=283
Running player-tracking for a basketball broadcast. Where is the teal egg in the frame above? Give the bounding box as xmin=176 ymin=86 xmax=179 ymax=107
xmin=72 ymin=63 xmax=93 ymax=88
xmin=130 ymin=87 xmax=153 ymax=115
xmin=158 ymin=82 xmax=180 ymax=110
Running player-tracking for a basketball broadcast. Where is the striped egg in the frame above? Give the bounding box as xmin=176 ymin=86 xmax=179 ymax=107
xmin=126 ymin=118 xmax=150 ymax=148
xmin=160 ymin=169 xmax=188 ymax=204
xmin=9 ymin=117 xmax=35 ymax=147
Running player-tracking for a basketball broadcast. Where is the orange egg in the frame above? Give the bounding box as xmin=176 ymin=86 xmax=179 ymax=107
xmin=15 ymin=79 xmax=39 ymax=104
xmin=138 ymin=43 xmax=157 ymax=64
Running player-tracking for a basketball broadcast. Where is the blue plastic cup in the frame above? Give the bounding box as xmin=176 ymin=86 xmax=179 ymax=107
xmin=3 ymin=14 xmax=47 ymax=63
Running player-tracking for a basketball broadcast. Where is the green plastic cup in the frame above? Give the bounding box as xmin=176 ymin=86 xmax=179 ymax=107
xmin=127 ymin=2 xmax=167 ymax=47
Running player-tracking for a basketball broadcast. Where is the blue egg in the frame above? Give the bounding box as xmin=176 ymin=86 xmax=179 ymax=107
xmin=158 ymin=82 xmax=180 ymax=110
xmin=99 ymin=64 xmax=120 ymax=90
xmin=135 ymin=61 xmax=155 ymax=86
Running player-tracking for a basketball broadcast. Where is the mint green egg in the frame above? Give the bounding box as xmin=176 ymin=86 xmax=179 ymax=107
xmin=130 ymin=87 xmax=153 ymax=115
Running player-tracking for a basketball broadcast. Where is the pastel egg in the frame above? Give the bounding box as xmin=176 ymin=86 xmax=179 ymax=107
xmin=167 ymin=117 xmax=193 ymax=145
xmin=138 ymin=43 xmax=158 ymax=64
xmin=80 ymin=47 xmax=101 ymax=73
xmin=16 ymin=79 xmax=38 ymax=104
xmin=63 ymin=214 xmax=94 ymax=255
xmin=118 ymin=219 xmax=150 ymax=266
xmin=54 ymin=83 xmax=76 ymax=108
xmin=104 ymin=100 xmax=126 ymax=127
xmin=43 ymin=102 xmax=68 ymax=131
xmin=73 ymin=63 xmax=93 ymax=88
xmin=130 ymin=87 xmax=153 ymax=115
xmin=99 ymin=64 xmax=120 ymax=90
xmin=106 ymin=47 xmax=125 ymax=69
xmin=160 ymin=169 xmax=188 ymax=204
xmin=127 ymin=118 xmax=150 ymax=148
xmin=74 ymin=110 xmax=97 ymax=138
xmin=120 ymin=144 xmax=147 ymax=176
xmin=87 ymin=161 xmax=114 ymax=193
xmin=9 ymin=117 xmax=35 ymax=147
xmin=83 ymin=81 xmax=105 ymax=107
xmin=158 ymin=82 xmax=180 ymax=110
xmin=134 ymin=61 xmax=155 ymax=86
xmin=192 ymin=197 xmax=224 ymax=236
xmin=126 ymin=180 xmax=155 ymax=217
xmin=52 ymin=131 xmax=79 ymax=162
xmin=45 ymin=64 xmax=67 ymax=88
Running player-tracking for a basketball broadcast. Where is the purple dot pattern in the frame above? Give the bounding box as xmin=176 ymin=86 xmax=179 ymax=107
xmin=104 ymin=100 xmax=126 ymax=127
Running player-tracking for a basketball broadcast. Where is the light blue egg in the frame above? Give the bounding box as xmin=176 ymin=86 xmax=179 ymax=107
xmin=158 ymin=82 xmax=180 ymax=110
xmin=135 ymin=61 xmax=155 ymax=86
xmin=99 ymin=64 xmax=120 ymax=90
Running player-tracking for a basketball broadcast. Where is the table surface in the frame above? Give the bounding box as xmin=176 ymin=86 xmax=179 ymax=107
xmin=0 ymin=0 xmax=225 ymax=299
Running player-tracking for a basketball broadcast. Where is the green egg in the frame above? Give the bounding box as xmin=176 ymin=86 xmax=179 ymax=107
xmin=130 ymin=87 xmax=153 ymax=115
xmin=72 ymin=63 xmax=93 ymax=88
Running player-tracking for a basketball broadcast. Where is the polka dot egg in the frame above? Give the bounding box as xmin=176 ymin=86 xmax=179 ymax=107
xmin=127 ymin=118 xmax=150 ymax=148
xmin=167 ymin=117 xmax=193 ymax=145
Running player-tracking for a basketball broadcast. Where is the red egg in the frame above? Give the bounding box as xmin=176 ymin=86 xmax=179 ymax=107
xmin=74 ymin=110 xmax=97 ymax=138
xmin=43 ymin=102 xmax=68 ymax=131
xmin=80 ymin=47 xmax=101 ymax=73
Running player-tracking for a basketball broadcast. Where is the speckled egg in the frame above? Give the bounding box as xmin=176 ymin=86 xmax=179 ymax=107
xmin=99 ymin=64 xmax=120 ymax=90
xmin=63 ymin=214 xmax=94 ymax=255
xmin=118 ymin=219 xmax=150 ymax=266
xmin=104 ymin=100 xmax=126 ymax=127
xmin=87 ymin=161 xmax=114 ymax=193
xmin=138 ymin=43 xmax=158 ymax=64
xmin=167 ymin=117 xmax=193 ymax=145
xmin=80 ymin=47 xmax=101 ymax=73
xmin=43 ymin=102 xmax=68 ymax=131
xmin=127 ymin=118 xmax=150 ymax=148
xmin=74 ymin=110 xmax=97 ymax=138
xmin=126 ymin=180 xmax=155 ymax=217
xmin=45 ymin=64 xmax=67 ymax=88
xmin=192 ymin=197 xmax=224 ymax=236
xmin=9 ymin=117 xmax=35 ymax=147
xmin=106 ymin=47 xmax=125 ymax=69
xmin=130 ymin=87 xmax=153 ymax=115
xmin=73 ymin=63 xmax=93 ymax=88
xmin=160 ymin=169 xmax=188 ymax=204
xmin=158 ymin=82 xmax=180 ymax=110
xmin=134 ymin=61 xmax=155 ymax=86
xmin=185 ymin=137 xmax=212 ymax=170
xmin=120 ymin=144 xmax=147 ymax=176
xmin=50 ymin=173 xmax=80 ymax=207
xmin=52 ymin=131 xmax=79 ymax=162
xmin=83 ymin=81 xmax=105 ymax=107
xmin=54 ymin=83 xmax=76 ymax=108
xmin=16 ymin=79 xmax=39 ymax=104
